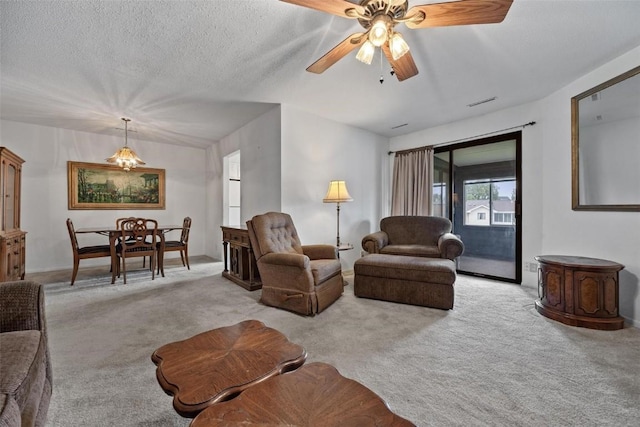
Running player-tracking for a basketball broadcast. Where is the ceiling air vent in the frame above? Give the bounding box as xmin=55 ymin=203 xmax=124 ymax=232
xmin=391 ymin=123 xmax=408 ymax=130
xmin=467 ymin=96 xmax=497 ymax=107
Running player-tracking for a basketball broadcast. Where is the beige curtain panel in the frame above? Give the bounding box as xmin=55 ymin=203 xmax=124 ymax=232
xmin=390 ymin=147 xmax=434 ymax=216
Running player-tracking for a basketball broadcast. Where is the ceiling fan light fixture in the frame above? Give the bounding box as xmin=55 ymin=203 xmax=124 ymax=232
xmin=285 ymin=0 xmax=514 ymax=82
xmin=356 ymin=40 xmax=375 ymax=65
xmin=389 ymin=32 xmax=410 ymax=60
xmin=368 ymin=16 xmax=389 ymax=47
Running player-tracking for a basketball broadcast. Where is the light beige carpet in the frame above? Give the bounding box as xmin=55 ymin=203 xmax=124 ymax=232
xmin=36 ymin=257 xmax=640 ymax=426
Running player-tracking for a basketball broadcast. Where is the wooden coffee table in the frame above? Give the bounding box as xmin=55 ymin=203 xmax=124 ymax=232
xmin=151 ymin=320 xmax=307 ymax=418
xmin=190 ymin=362 xmax=415 ymax=426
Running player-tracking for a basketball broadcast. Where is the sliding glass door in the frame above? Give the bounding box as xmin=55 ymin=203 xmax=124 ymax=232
xmin=434 ymin=132 xmax=521 ymax=283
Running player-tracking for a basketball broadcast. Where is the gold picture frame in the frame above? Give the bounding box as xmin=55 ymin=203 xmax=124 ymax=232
xmin=67 ymin=161 xmax=165 ymax=210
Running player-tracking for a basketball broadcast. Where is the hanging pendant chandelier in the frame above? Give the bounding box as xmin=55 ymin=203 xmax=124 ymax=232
xmin=106 ymin=118 xmax=145 ymax=171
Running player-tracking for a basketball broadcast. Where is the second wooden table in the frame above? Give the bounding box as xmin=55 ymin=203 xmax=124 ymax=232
xmin=190 ymin=362 xmax=415 ymax=427
xmin=151 ymin=320 xmax=306 ymax=417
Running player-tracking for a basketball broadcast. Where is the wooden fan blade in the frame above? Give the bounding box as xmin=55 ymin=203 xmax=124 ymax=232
xmin=381 ymin=44 xmax=419 ymax=81
xmin=280 ymin=0 xmax=364 ymax=19
xmin=405 ymin=0 xmax=513 ymax=29
xmin=306 ymin=33 xmax=366 ymax=74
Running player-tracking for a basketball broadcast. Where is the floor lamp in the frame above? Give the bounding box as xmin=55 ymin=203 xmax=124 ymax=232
xmin=323 ymin=180 xmax=353 ymax=247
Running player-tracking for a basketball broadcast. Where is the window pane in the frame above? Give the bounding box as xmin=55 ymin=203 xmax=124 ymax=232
xmin=433 ymin=182 xmax=447 ymax=216
xmin=433 ymin=152 xmax=450 ymax=218
xmin=491 ymin=179 xmax=515 ymax=226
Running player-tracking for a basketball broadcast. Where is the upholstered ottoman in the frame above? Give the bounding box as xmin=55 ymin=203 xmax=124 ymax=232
xmin=354 ymin=254 xmax=456 ymax=309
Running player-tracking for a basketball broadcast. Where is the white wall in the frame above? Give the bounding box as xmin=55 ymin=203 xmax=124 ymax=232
xmin=206 ymin=105 xmax=388 ymax=272
xmin=1 ymin=119 xmax=207 ymax=272
xmin=538 ymin=46 xmax=640 ymax=326
xmin=205 ymin=107 xmax=281 ymax=261
xmin=390 ymin=45 xmax=640 ymax=326
xmin=280 ymin=105 xmax=390 ymax=272
xmin=241 ymin=108 xmax=282 ymax=222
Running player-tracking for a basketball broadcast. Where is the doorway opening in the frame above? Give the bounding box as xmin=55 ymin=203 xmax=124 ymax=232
xmin=224 ymin=151 xmax=241 ymax=226
xmin=434 ymin=132 xmax=522 ymax=283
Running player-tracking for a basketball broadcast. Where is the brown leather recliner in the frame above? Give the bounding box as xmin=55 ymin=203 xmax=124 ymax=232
xmin=246 ymin=212 xmax=344 ymax=316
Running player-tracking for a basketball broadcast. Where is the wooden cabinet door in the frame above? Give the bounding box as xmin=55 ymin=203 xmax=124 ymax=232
xmin=539 ymin=264 xmax=565 ymax=311
xmin=573 ymin=271 xmax=619 ymax=318
xmin=17 ymin=232 xmax=26 ymax=279
xmin=1 ymin=233 xmax=23 ymax=281
xmin=0 ymin=148 xmax=25 ymax=281
xmin=1 ymin=154 xmax=22 ymax=232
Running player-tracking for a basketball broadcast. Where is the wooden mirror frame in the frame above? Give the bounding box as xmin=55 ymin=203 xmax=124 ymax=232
xmin=571 ymin=65 xmax=640 ymax=211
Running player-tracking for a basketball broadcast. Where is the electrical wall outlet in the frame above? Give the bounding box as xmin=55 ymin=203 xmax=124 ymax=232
xmin=524 ymin=262 xmax=538 ymax=273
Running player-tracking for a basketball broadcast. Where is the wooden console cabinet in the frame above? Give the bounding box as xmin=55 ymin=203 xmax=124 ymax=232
xmin=0 ymin=147 xmax=26 ymax=282
xmin=535 ymin=255 xmax=624 ymax=330
xmin=221 ymin=225 xmax=261 ymax=291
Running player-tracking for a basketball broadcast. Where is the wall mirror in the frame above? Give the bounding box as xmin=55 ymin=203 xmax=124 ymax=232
xmin=571 ymin=65 xmax=640 ymax=211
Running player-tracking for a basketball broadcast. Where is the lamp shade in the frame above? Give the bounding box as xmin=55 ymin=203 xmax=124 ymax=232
xmin=106 ymin=146 xmax=145 ymax=171
xmin=356 ymin=40 xmax=375 ymax=65
xmin=368 ymin=16 xmax=389 ymax=47
xmin=389 ymin=32 xmax=410 ymax=60
xmin=323 ymin=180 xmax=353 ymax=203
xmin=106 ymin=118 xmax=145 ymax=172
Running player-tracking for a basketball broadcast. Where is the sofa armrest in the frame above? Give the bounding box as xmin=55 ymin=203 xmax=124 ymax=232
xmin=0 ymin=281 xmax=44 ymax=334
xmin=438 ymin=233 xmax=465 ymax=260
xmin=302 ymin=245 xmax=338 ymax=260
xmin=361 ymin=231 xmax=388 ymax=254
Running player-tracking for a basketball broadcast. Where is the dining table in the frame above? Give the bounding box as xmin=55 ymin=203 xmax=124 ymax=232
xmin=75 ymin=224 xmax=183 ymax=283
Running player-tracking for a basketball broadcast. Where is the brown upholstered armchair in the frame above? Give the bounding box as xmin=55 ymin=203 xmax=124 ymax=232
xmin=362 ymin=216 xmax=464 ymax=261
xmin=246 ymin=212 xmax=344 ymax=316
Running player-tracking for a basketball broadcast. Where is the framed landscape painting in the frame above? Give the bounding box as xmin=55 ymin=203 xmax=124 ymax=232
xmin=67 ymin=161 xmax=165 ymax=210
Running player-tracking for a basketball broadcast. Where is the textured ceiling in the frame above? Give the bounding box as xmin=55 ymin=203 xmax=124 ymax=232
xmin=2 ymin=0 xmax=640 ymax=149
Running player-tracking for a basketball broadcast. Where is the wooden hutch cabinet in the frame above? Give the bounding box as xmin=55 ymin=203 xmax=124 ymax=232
xmin=220 ymin=225 xmax=261 ymax=291
xmin=0 ymin=147 xmax=26 ymax=282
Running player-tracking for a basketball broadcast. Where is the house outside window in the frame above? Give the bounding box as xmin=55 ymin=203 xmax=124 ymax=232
xmin=464 ymin=178 xmax=516 ymax=226
xmin=494 ymin=212 xmax=515 ymax=224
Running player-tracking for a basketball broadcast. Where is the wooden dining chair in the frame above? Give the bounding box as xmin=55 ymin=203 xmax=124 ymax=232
xmin=157 ymin=217 xmax=191 ymax=275
xmin=116 ymin=217 xmax=149 ymax=268
xmin=66 ymin=218 xmax=112 ymax=286
xmin=115 ymin=218 xmax=158 ymax=284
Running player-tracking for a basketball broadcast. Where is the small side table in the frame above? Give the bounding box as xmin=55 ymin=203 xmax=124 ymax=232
xmin=151 ymin=320 xmax=306 ymax=417
xmin=337 ymin=243 xmax=354 ymax=285
xmin=534 ymin=255 xmax=625 ymax=330
xmin=337 ymin=243 xmax=353 ymax=258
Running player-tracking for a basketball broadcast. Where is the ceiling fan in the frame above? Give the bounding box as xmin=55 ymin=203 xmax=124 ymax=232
xmin=281 ymin=0 xmax=514 ymax=81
